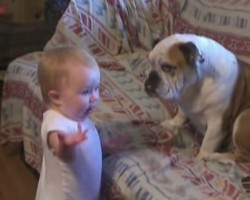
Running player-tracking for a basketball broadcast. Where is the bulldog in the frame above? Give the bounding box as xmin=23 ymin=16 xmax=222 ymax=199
xmin=144 ymin=33 xmax=250 ymax=162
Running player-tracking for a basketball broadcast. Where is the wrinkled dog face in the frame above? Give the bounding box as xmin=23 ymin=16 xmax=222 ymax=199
xmin=144 ymin=39 xmax=205 ymax=100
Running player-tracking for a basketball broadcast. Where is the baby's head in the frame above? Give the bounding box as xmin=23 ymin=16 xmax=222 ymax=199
xmin=38 ymin=46 xmax=100 ymax=121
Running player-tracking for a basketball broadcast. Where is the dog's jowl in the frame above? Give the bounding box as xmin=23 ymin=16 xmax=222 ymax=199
xmin=144 ymin=33 xmax=250 ymax=163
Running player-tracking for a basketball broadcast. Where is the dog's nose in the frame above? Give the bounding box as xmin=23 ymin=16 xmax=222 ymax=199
xmin=144 ymin=71 xmax=160 ymax=96
xmin=145 ymin=80 xmax=156 ymax=96
xmin=145 ymin=82 xmax=152 ymax=90
xmin=145 ymin=81 xmax=152 ymax=92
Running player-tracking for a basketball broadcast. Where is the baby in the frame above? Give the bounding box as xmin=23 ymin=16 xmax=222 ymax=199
xmin=35 ymin=46 xmax=102 ymax=200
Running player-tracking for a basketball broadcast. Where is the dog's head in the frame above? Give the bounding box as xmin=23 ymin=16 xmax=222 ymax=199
xmin=144 ymin=36 xmax=205 ymax=100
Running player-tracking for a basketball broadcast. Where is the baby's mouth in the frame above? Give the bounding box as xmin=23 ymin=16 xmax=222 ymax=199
xmin=85 ymin=107 xmax=93 ymax=115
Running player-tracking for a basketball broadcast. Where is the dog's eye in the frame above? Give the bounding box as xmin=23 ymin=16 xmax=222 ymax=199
xmin=161 ymin=64 xmax=176 ymax=74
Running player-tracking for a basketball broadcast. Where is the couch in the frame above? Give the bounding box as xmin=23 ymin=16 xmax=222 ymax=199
xmin=1 ymin=0 xmax=250 ymax=199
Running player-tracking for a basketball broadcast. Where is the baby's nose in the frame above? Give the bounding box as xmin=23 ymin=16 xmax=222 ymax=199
xmin=90 ymin=92 xmax=99 ymax=103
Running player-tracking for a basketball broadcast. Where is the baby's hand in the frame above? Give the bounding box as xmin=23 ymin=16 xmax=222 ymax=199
xmin=49 ymin=123 xmax=87 ymax=160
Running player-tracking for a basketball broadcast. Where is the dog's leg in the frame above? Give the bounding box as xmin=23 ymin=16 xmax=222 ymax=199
xmin=161 ymin=107 xmax=187 ymax=130
xmin=196 ymin=116 xmax=225 ymax=160
xmin=205 ymin=152 xmax=249 ymax=165
xmin=197 ymin=109 xmax=250 ymax=164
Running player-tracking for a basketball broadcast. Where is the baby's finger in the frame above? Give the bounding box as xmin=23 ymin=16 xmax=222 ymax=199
xmin=77 ymin=122 xmax=82 ymax=133
xmin=77 ymin=122 xmax=88 ymax=134
xmin=74 ymin=132 xmax=87 ymax=142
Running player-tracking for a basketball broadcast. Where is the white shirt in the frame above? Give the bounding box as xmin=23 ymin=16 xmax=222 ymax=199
xmin=35 ymin=110 xmax=102 ymax=200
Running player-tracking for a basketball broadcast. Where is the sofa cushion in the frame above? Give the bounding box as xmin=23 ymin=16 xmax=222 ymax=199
xmin=102 ymin=147 xmax=250 ymax=199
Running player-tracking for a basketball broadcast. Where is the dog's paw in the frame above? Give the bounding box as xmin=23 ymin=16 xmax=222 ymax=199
xmin=160 ymin=120 xmax=179 ymax=134
xmin=196 ymin=151 xmax=210 ymax=160
xmin=160 ymin=119 xmax=182 ymax=129
xmin=207 ymin=153 xmax=235 ymax=165
xmin=161 ymin=120 xmax=174 ymax=128
xmin=196 ymin=151 xmax=235 ymax=165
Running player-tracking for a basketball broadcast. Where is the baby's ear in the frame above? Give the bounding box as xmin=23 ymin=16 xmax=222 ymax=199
xmin=48 ymin=90 xmax=61 ymax=106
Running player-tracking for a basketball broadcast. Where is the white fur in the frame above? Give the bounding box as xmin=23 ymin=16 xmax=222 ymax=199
xmin=150 ymin=34 xmax=239 ymax=160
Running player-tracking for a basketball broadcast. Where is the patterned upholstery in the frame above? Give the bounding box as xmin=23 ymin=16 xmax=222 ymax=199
xmin=1 ymin=0 xmax=250 ymax=199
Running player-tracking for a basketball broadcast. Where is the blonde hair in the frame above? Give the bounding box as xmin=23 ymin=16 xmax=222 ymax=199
xmin=38 ymin=46 xmax=98 ymax=105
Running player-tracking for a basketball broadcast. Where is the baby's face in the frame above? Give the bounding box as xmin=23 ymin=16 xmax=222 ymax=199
xmin=59 ymin=64 xmax=100 ymax=121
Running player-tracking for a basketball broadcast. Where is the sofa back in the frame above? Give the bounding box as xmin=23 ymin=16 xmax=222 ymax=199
xmin=44 ymin=0 xmax=250 ymax=63
xmin=44 ymin=0 xmax=175 ymax=56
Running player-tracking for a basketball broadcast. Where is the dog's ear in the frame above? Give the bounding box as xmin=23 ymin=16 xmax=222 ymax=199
xmin=178 ymin=42 xmax=204 ymax=66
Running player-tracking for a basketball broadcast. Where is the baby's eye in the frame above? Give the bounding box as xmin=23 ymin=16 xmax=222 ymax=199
xmin=82 ymin=89 xmax=90 ymax=95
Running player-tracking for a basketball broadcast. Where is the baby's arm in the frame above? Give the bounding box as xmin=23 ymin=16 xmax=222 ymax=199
xmin=48 ymin=123 xmax=87 ymax=160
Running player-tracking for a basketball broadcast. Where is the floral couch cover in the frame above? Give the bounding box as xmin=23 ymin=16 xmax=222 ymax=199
xmin=1 ymin=0 xmax=250 ymax=199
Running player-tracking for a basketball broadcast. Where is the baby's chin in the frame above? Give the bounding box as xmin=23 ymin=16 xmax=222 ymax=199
xmin=80 ymin=107 xmax=95 ymax=119
xmin=72 ymin=106 xmax=97 ymax=121
xmin=85 ymin=107 xmax=93 ymax=115
xmin=71 ymin=112 xmax=88 ymax=121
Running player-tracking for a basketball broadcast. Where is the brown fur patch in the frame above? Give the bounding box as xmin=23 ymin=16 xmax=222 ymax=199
xmin=222 ymin=59 xmax=250 ymax=161
xmin=167 ymin=43 xmax=188 ymax=70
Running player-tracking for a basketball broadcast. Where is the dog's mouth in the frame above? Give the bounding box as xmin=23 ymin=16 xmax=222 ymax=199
xmin=145 ymin=83 xmax=158 ymax=97
xmin=145 ymin=83 xmax=170 ymax=98
xmin=157 ymin=87 xmax=170 ymax=98
xmin=144 ymin=70 xmax=172 ymax=99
